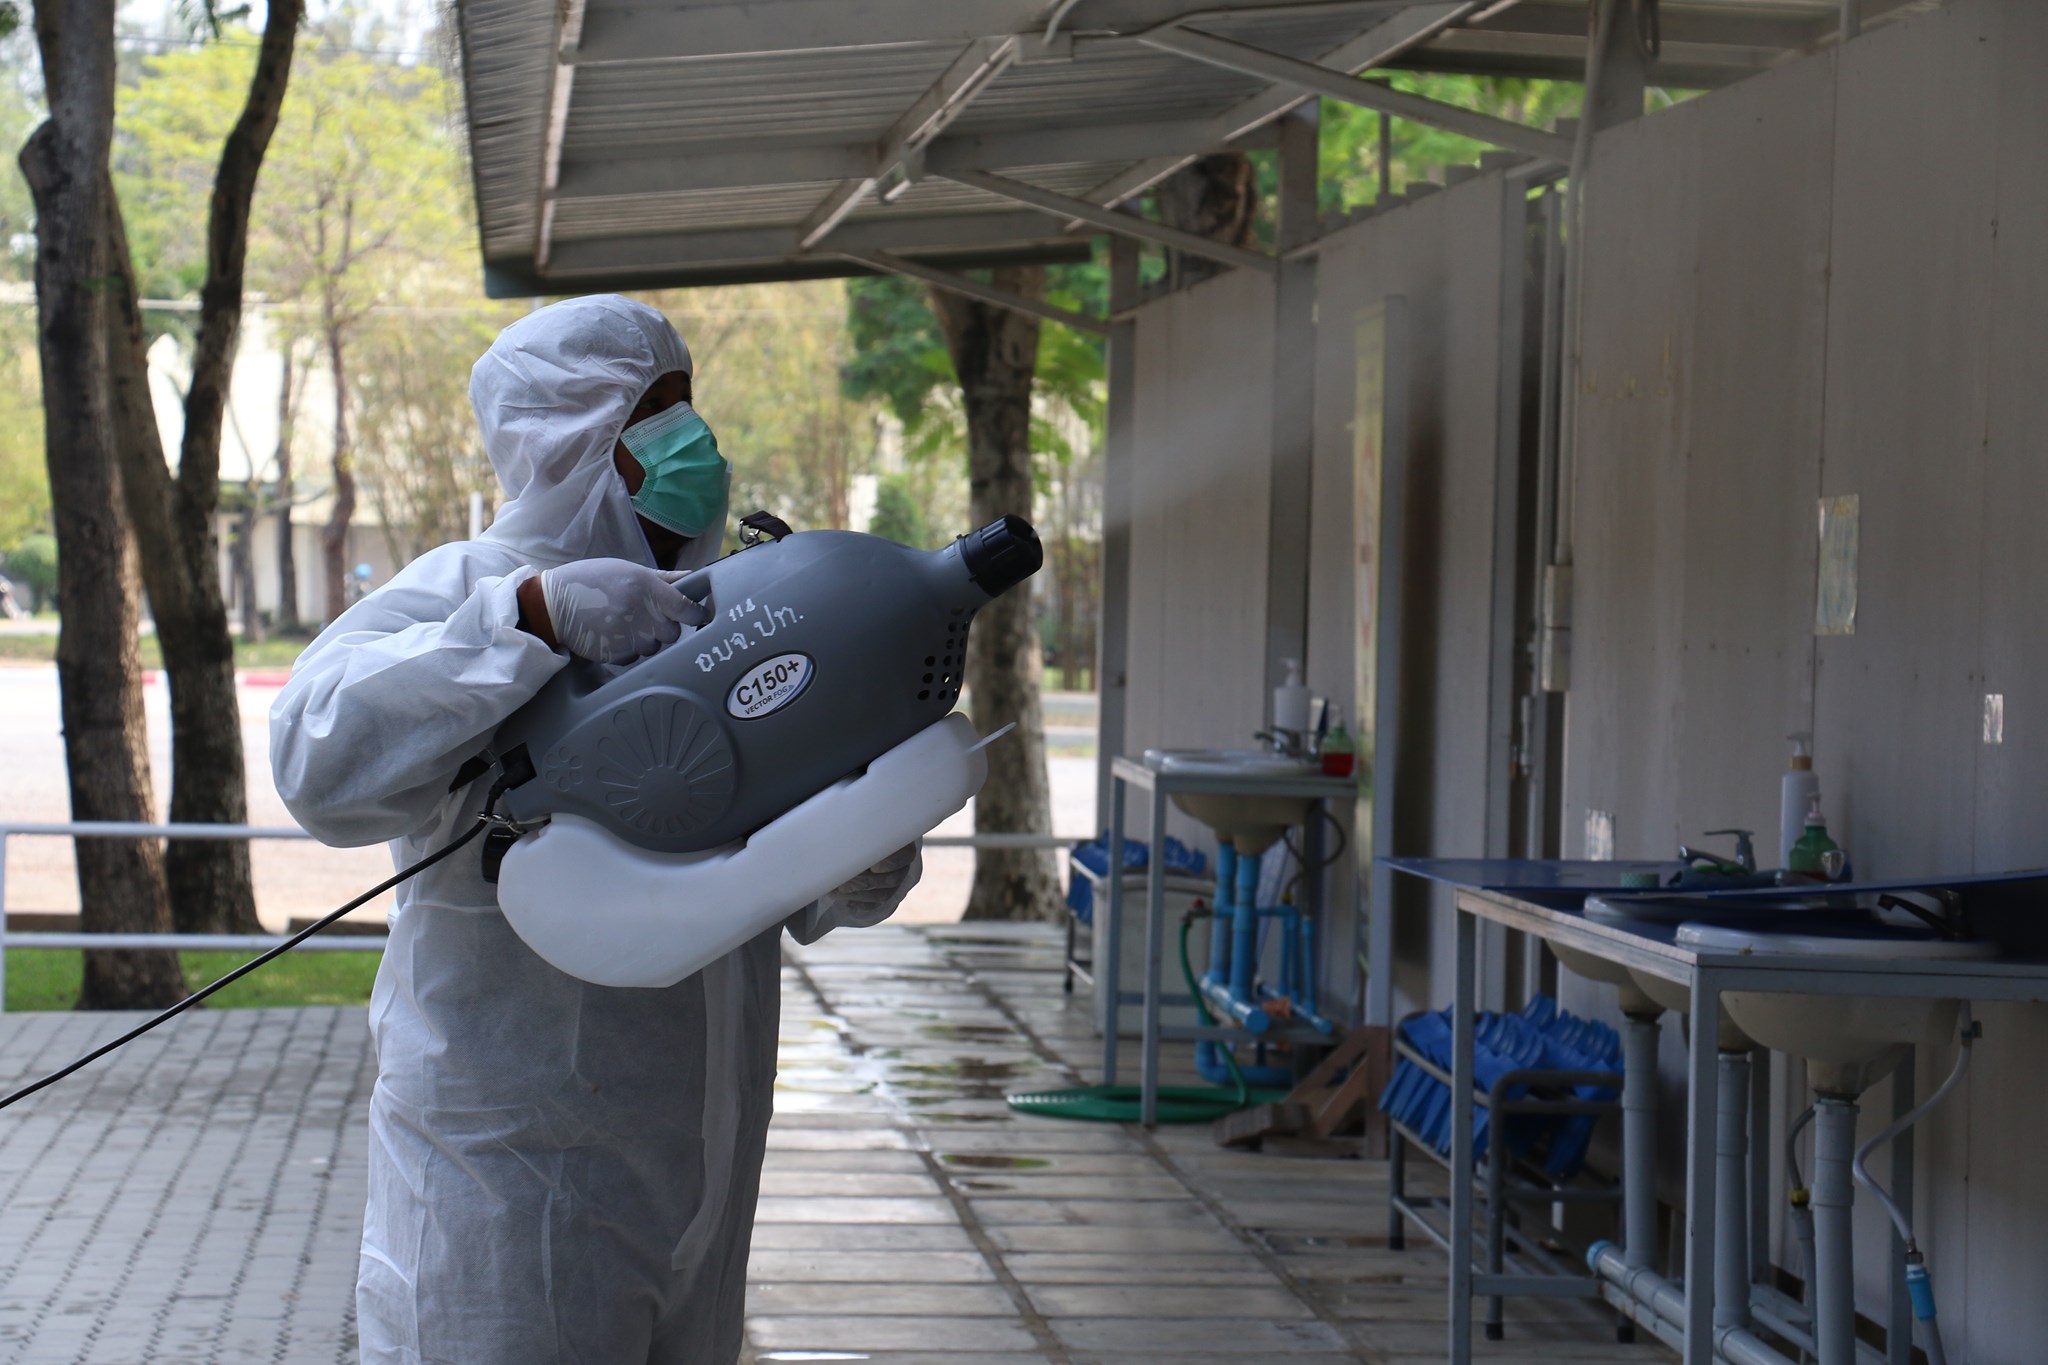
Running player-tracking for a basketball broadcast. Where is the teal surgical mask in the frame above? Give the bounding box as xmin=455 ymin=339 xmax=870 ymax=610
xmin=620 ymin=401 xmax=729 ymax=538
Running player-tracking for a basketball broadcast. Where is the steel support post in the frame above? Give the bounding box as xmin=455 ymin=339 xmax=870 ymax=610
xmin=1101 ymin=775 xmax=1128 ymax=1081
xmin=1262 ymin=103 xmax=1318 ymax=699
xmin=1448 ymin=908 xmax=1478 ymax=1362
xmin=1717 ymin=1050 xmax=1753 ymax=1332
xmin=1139 ymin=785 xmax=1168 ymax=1126
xmin=1683 ymin=971 xmax=1723 ymax=1362
xmin=1095 ymin=238 xmax=1139 ymax=835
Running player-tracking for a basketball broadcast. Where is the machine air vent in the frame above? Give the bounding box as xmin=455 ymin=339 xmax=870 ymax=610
xmin=585 ymin=693 xmax=736 ymax=838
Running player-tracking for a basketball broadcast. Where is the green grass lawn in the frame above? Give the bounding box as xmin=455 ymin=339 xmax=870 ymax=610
xmin=5 ymin=947 xmax=381 ymax=1012
xmin=0 ymin=635 xmax=309 ymax=668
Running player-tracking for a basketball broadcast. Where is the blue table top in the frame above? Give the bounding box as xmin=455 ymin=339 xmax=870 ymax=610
xmin=1380 ymin=858 xmax=1680 ymax=893
xmin=1381 ymin=856 xmax=2048 ymax=901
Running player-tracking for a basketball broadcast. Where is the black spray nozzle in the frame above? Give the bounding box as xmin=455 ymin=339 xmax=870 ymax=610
xmin=958 ymin=515 xmax=1042 ymax=596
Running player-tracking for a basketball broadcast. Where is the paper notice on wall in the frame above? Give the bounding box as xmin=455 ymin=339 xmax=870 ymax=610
xmin=1584 ymin=809 xmax=1615 ymax=862
xmin=1815 ymin=494 xmax=1859 ymax=636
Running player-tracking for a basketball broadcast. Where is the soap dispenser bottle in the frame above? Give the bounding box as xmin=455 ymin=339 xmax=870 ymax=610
xmin=1787 ymin=795 xmax=1840 ymax=878
xmin=1273 ymin=658 xmax=1311 ymax=747
xmin=1780 ymin=732 xmax=1820 ymax=869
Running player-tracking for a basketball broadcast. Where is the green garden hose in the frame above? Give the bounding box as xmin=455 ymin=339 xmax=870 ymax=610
xmin=1005 ymin=910 xmax=1288 ymax=1124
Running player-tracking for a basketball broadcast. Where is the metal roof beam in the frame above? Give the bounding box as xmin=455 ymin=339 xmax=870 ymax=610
xmin=796 ymin=35 xmax=1020 ymax=251
xmin=575 ymin=0 xmax=1416 ymax=65
xmin=554 ymin=117 xmax=1248 ymax=203
xmin=1080 ymin=1 xmax=1476 ymax=208
xmin=1137 ymin=24 xmax=1573 ymax=161
xmin=1466 ymin=1 xmax=1839 ymax=50
xmin=936 ymin=167 xmax=1275 ymax=273
xmin=532 ymin=0 xmax=590 ymax=270
xmin=839 ymin=249 xmax=1110 ymax=335
xmin=541 ymin=210 xmax=1080 ymax=277
xmin=558 ymin=144 xmax=875 ymax=201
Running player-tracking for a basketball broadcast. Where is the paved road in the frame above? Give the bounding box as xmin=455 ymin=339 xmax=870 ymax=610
xmin=0 ymin=665 xmax=1098 ymax=928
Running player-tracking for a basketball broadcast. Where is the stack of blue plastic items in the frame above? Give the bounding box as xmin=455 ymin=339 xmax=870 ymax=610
xmin=1377 ymin=994 xmax=1620 ymax=1180
xmin=1064 ymin=834 xmax=1208 ymax=926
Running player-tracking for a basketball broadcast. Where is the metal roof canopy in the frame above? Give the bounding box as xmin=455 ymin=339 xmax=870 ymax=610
xmin=455 ymin=0 xmax=1933 ymax=300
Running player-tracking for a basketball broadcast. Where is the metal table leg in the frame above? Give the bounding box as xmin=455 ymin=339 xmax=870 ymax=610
xmin=1448 ymin=907 xmax=1477 ymax=1364
xmin=1388 ymin=1126 xmax=1408 ymax=1249
xmin=1101 ymin=776 xmax=1127 ymax=1084
xmin=1683 ymin=969 xmax=1723 ymax=1364
xmin=1139 ymin=785 xmax=1167 ymax=1128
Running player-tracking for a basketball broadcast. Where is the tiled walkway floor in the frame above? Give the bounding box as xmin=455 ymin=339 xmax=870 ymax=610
xmin=756 ymin=922 xmax=1671 ymax=1364
xmin=0 ymin=924 xmax=1674 ymax=1364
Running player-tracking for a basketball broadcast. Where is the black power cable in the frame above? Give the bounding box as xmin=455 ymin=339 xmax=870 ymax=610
xmin=0 ymin=784 xmax=514 ymax=1114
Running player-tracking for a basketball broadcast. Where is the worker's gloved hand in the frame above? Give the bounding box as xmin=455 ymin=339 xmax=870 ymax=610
xmin=828 ymin=843 xmax=921 ymax=916
xmin=537 ymin=558 xmax=709 ymax=663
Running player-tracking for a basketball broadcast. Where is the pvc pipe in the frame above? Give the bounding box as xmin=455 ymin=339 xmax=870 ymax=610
xmin=1717 ymin=1051 xmax=1753 ymax=1330
xmin=1206 ymin=845 xmax=1236 ymax=986
xmin=1622 ymin=1013 xmax=1661 ymax=1268
xmin=1201 ymin=979 xmax=1272 ymax=1034
xmin=1589 ymin=1245 xmax=1798 ymax=1365
xmin=1229 ymin=851 xmax=1260 ymax=1003
xmin=1811 ymin=1097 xmax=1859 ymax=1365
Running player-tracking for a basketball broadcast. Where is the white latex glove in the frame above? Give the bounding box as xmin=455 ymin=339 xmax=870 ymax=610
xmin=538 ymin=558 xmax=709 ymax=663
xmin=828 ymin=843 xmax=921 ymax=915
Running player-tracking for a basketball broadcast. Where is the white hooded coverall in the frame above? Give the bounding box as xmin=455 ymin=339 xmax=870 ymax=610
xmin=270 ymin=296 xmax=917 ymax=1364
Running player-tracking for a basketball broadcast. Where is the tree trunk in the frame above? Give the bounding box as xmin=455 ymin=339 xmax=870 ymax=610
xmin=274 ymin=344 xmax=301 ymax=631
xmin=927 ymin=269 xmax=1061 ymax=924
xmin=21 ymin=0 xmax=186 ymax=1009
xmin=321 ymin=313 xmax=354 ymax=623
xmin=231 ymin=491 xmax=262 ymax=642
xmin=100 ymin=1 xmax=296 ymax=936
xmin=1153 ymin=152 xmax=1258 ymax=290
xmin=103 ymin=195 xmax=260 ymax=936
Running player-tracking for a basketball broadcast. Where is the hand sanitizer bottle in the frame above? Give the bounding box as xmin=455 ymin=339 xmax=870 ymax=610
xmin=1787 ymin=795 xmax=1840 ymax=878
xmin=1780 ymin=732 xmax=1820 ymax=870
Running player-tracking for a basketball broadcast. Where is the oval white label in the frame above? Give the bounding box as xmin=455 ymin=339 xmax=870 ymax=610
xmin=726 ymin=652 xmax=814 ymax=719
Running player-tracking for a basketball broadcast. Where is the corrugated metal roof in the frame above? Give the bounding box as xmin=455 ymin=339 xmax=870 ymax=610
xmin=453 ymin=0 xmax=1904 ymax=296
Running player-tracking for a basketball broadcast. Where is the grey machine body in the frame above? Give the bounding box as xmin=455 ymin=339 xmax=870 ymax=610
xmin=493 ymin=516 xmax=1042 ymax=854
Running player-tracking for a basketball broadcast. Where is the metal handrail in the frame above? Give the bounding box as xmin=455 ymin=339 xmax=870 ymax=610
xmin=0 ymin=820 xmax=1089 ymax=1012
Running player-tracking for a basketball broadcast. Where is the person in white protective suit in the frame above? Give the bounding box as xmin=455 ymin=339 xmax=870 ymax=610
xmin=270 ymin=294 xmax=921 ymax=1365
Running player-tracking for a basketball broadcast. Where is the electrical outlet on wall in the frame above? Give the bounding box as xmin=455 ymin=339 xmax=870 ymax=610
xmin=1984 ymin=693 xmax=2005 ymax=745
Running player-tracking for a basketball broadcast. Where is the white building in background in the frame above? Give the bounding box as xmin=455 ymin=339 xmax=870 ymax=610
xmin=146 ymin=311 xmax=400 ymax=628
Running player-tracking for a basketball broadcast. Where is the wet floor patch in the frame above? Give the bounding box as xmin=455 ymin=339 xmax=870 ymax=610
xmin=936 ymin=1153 xmax=1055 ymax=1171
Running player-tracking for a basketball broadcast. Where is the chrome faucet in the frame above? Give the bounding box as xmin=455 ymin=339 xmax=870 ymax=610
xmin=1679 ymin=828 xmax=1756 ymax=874
xmin=1254 ymin=728 xmax=1306 ymax=759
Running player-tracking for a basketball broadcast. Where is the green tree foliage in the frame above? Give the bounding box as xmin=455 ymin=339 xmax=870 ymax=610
xmin=867 ymin=473 xmax=931 ymax=548
xmin=0 ymin=304 xmax=47 ymax=552
xmin=3 ymin=531 xmax=55 ymax=610
xmin=842 ymin=261 xmax=1108 ymax=485
xmin=352 ymin=307 xmax=517 ymax=563
xmin=659 ymin=281 xmax=875 ymax=531
xmin=1313 ymin=76 xmax=1585 ymax=214
xmin=843 ymin=271 xmax=954 ymax=428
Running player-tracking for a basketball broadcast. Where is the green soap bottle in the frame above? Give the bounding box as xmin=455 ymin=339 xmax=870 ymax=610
xmin=1787 ymin=795 xmax=1839 ymax=876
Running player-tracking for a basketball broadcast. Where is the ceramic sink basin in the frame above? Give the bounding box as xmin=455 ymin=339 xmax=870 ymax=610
xmin=1143 ymin=749 xmax=1322 ymax=856
xmin=1674 ymin=921 xmax=1998 ymax=1095
xmin=1547 ymin=939 xmax=1663 ymax=1018
xmin=1583 ymin=895 xmax=1856 ymax=1049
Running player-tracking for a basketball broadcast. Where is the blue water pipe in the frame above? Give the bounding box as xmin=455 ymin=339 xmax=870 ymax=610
xmin=1204 ymin=844 xmax=1236 ymax=989
xmin=1192 ymin=843 xmax=1339 ymax=1089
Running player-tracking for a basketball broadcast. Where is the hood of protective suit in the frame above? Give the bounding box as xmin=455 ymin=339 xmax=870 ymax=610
xmin=472 ymin=294 xmax=727 ymax=571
